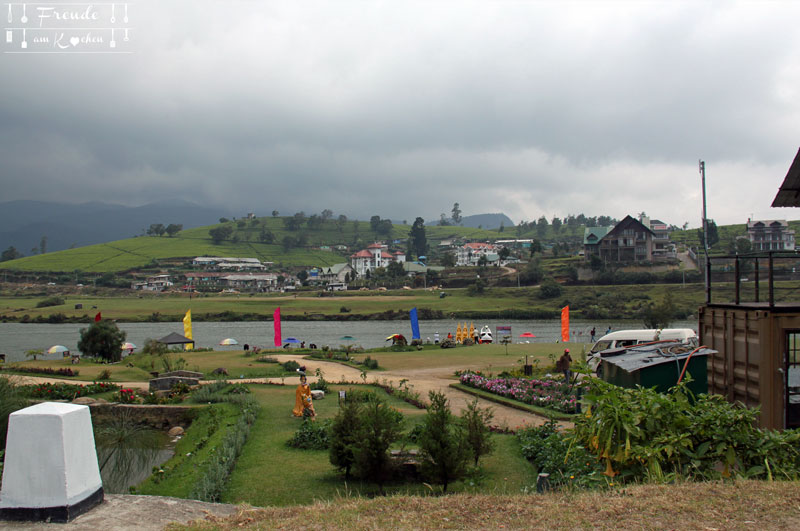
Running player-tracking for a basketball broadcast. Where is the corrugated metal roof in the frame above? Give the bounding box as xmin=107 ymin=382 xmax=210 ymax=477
xmin=601 ymin=343 xmax=715 ymax=373
xmin=583 ymin=226 xmax=612 ymax=245
xmin=772 ymin=147 xmax=800 ymax=207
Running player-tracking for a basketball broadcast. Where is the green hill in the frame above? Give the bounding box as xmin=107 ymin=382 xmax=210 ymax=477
xmin=0 ymin=216 xmax=501 ymax=273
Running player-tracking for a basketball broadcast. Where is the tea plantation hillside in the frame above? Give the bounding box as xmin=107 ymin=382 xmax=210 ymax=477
xmin=0 ymin=217 xmax=500 ymax=273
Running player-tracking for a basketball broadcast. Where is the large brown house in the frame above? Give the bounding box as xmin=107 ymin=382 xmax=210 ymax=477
xmin=584 ymin=215 xmax=655 ymax=263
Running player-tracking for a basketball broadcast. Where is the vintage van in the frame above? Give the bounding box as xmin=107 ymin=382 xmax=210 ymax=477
xmin=588 ymin=328 xmax=698 ymax=373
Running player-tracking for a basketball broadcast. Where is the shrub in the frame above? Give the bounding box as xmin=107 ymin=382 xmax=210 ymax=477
xmin=538 ymin=277 xmax=563 ymax=299
xmin=352 ymin=398 xmax=404 ymax=493
xmin=461 ymin=398 xmax=495 ymax=467
xmin=255 ymin=356 xmax=279 ymax=363
xmin=282 ymin=360 xmax=300 ymax=372
xmin=141 ymin=338 xmax=168 ymax=356
xmin=98 ymin=369 xmax=112 ymax=380
xmin=115 ymin=388 xmax=138 ymax=404
xmin=20 ymin=381 xmax=119 ymax=400
xmin=518 ymin=420 xmax=603 ymax=488
xmin=362 ymin=356 xmax=379 ymax=370
xmin=329 ymin=401 xmax=364 ymax=478
xmin=35 ymin=296 xmax=65 ymax=308
xmin=574 ymin=378 xmax=800 ymax=482
xmin=1 ymin=379 xmax=27 ymax=450
xmin=288 ymin=419 xmax=331 ymax=450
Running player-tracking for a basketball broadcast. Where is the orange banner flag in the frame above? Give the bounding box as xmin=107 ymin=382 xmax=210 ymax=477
xmin=560 ymin=306 xmax=570 ymax=343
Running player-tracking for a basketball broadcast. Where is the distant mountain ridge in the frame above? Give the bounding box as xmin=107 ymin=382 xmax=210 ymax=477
xmin=0 ymin=200 xmax=233 ymax=254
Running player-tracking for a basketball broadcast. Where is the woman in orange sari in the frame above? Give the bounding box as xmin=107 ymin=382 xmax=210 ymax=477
xmin=292 ymin=374 xmax=315 ymax=418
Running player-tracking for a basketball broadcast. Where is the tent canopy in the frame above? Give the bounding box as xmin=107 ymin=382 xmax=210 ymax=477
xmin=157 ymin=332 xmax=195 ymax=345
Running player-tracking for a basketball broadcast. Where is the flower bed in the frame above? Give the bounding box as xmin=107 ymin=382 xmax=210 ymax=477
xmin=21 ymin=381 xmax=119 ymax=400
xmin=459 ymin=372 xmax=584 ymax=414
xmin=0 ymin=366 xmax=79 ymax=377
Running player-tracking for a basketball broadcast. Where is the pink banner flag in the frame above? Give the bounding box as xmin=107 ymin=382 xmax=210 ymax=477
xmin=273 ymin=307 xmax=282 ymax=347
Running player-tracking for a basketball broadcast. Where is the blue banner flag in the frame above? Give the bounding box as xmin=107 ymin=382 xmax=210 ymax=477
xmin=410 ymin=307 xmax=421 ymax=340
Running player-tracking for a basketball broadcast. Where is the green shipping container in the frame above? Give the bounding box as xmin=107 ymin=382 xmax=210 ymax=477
xmin=600 ymin=346 xmax=712 ymax=395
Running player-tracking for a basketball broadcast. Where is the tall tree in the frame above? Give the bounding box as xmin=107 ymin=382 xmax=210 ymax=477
xmin=78 ymin=320 xmax=127 ymax=362
xmin=418 ymin=391 xmax=469 ymax=493
xmin=209 ymin=225 xmax=233 ymax=244
xmin=551 ymin=217 xmax=562 ymax=233
xmin=451 ymin=202 xmax=462 ymax=225
xmin=147 ymin=223 xmax=166 ymax=236
xmin=321 ymin=209 xmax=333 ymax=221
xmin=536 ymin=216 xmax=549 ymax=237
xmin=39 ymin=235 xmax=47 ymax=254
xmin=408 ymin=217 xmax=427 ymax=259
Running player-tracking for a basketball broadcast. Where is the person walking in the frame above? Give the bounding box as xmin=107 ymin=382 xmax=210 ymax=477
xmin=590 ymin=327 xmax=596 ymax=342
xmin=556 ymin=348 xmax=573 ymax=383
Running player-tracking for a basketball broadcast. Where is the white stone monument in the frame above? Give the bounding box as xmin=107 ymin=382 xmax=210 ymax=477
xmin=0 ymin=402 xmax=104 ymax=522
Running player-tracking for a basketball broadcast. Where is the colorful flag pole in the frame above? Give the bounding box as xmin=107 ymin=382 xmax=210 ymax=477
xmin=183 ymin=309 xmax=194 ymax=350
xmin=273 ymin=307 xmax=282 ymax=347
xmin=409 ymin=307 xmax=420 ymax=340
xmin=561 ymin=306 xmax=570 ymax=343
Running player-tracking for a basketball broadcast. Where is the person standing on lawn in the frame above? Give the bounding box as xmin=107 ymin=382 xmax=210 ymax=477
xmin=292 ymin=372 xmax=316 ymax=419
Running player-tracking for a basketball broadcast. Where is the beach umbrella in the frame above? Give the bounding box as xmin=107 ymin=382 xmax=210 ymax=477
xmin=339 ymin=335 xmax=355 ymax=341
xmin=121 ymin=342 xmax=137 ymax=350
xmin=519 ymin=332 xmax=537 ymax=338
xmin=285 ymin=337 xmax=301 ymax=343
xmin=219 ymin=338 xmax=239 ymax=346
xmin=47 ymin=345 xmax=70 ymax=354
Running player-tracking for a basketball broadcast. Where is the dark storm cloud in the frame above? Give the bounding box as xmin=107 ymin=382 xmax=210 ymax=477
xmin=2 ymin=1 xmax=799 ymax=226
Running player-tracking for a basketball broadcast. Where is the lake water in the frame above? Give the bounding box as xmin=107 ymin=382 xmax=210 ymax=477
xmin=0 ymin=318 xmax=697 ymax=363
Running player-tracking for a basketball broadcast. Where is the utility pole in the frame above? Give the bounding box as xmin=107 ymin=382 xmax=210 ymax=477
xmin=700 ymin=160 xmax=710 ymax=303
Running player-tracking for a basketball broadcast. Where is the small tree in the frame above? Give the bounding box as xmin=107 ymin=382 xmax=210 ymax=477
xmin=25 ymin=349 xmax=43 ymax=361
xmin=417 ymin=391 xmax=469 ymax=492
xmin=461 ymin=399 xmax=495 ymax=466
xmin=78 ymin=320 xmax=127 ymax=362
xmin=329 ymin=400 xmax=363 ymax=478
xmin=352 ymin=398 xmax=404 ymax=494
xmin=165 ymin=223 xmax=183 ymax=237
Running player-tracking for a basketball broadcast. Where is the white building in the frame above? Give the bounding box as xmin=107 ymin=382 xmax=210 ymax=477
xmin=455 ymin=242 xmax=499 ymax=266
xmin=747 ymin=220 xmax=796 ymax=251
xmin=349 ymin=243 xmax=406 ymax=276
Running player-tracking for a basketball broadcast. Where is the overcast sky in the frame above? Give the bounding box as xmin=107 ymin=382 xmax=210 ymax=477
xmin=2 ymin=0 xmax=799 ymax=228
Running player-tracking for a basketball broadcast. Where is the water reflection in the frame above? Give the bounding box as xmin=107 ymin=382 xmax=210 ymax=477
xmin=94 ymin=409 xmax=173 ymax=493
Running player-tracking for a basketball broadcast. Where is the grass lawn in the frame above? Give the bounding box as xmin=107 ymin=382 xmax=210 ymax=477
xmin=222 ymin=383 xmax=537 ymax=506
xmin=2 ymin=349 xmax=299 ymax=382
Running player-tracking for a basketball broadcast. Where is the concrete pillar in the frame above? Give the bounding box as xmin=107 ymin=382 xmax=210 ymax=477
xmin=0 ymin=402 xmax=103 ymax=523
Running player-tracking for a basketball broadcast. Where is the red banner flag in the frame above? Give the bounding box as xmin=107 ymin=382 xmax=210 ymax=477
xmin=560 ymin=306 xmax=569 ymax=343
xmin=273 ymin=307 xmax=282 ymax=347
xmin=94 ymin=312 xmax=102 ymax=322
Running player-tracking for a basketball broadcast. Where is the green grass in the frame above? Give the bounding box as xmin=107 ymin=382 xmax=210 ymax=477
xmin=450 ymin=383 xmax=577 ymax=421
xmin=135 ymin=403 xmax=236 ymax=497
xmin=2 ymin=349 xmax=298 ymax=382
xmin=220 ymin=383 xmax=536 ymax=506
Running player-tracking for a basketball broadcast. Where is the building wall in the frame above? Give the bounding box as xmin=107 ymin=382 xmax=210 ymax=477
xmin=700 ymin=305 xmax=800 ymax=430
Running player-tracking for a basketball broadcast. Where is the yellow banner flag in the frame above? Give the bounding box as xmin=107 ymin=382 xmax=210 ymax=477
xmin=183 ymin=309 xmax=194 ymax=350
